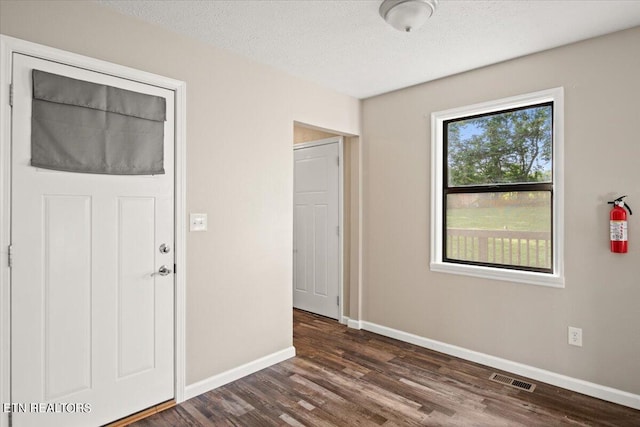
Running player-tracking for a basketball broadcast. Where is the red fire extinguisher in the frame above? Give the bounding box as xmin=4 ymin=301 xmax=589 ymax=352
xmin=608 ymin=195 xmax=632 ymax=253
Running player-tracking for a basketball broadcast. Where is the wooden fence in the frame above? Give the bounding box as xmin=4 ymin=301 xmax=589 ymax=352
xmin=446 ymin=228 xmax=551 ymax=269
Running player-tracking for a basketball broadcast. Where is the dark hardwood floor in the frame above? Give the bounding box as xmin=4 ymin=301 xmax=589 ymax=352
xmin=133 ymin=309 xmax=640 ymax=426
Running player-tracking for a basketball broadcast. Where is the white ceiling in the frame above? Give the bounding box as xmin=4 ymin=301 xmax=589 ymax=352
xmin=97 ymin=0 xmax=640 ymax=99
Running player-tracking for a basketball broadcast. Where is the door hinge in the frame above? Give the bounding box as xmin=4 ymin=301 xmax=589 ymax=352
xmin=7 ymin=245 xmax=13 ymax=268
xmin=9 ymin=83 xmax=13 ymax=107
xmin=337 ymin=156 xmax=340 ymax=166
xmin=174 ymin=263 xmax=177 ymax=275
xmin=337 ymin=296 xmax=340 ymax=306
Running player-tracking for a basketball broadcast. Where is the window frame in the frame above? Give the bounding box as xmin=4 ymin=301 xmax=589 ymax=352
xmin=430 ymin=88 xmax=564 ymax=287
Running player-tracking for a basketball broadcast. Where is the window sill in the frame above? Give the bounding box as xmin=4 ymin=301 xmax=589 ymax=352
xmin=430 ymin=261 xmax=564 ymax=288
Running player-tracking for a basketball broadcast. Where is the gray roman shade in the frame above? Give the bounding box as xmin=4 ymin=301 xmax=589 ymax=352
xmin=31 ymin=69 xmax=166 ymax=175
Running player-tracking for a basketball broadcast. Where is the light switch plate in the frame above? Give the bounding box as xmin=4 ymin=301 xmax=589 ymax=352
xmin=190 ymin=213 xmax=207 ymax=231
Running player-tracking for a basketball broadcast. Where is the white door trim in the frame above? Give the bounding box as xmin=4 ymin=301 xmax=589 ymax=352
xmin=0 ymin=35 xmax=187 ymax=427
xmin=293 ymin=136 xmax=345 ymax=323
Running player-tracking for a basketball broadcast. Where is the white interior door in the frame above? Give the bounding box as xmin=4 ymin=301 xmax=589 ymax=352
xmin=293 ymin=141 xmax=340 ymax=319
xmin=10 ymin=53 xmax=175 ymax=427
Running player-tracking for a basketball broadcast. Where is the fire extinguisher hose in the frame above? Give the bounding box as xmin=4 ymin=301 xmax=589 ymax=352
xmin=608 ymin=195 xmax=633 ymax=215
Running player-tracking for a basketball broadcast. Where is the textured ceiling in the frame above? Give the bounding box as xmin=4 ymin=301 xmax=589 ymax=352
xmin=97 ymin=0 xmax=640 ymax=99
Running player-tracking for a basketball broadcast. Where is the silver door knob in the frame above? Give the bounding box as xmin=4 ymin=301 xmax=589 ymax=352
xmin=159 ymin=243 xmax=171 ymax=254
xmin=154 ymin=265 xmax=172 ymax=276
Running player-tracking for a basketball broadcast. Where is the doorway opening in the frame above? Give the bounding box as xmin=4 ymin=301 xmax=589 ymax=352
xmin=293 ymin=122 xmax=360 ymax=325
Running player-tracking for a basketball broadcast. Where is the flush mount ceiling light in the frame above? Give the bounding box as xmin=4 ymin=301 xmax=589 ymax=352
xmin=379 ymin=0 xmax=438 ymax=32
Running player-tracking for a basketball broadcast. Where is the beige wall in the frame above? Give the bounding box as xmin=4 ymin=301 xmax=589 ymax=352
xmin=362 ymin=27 xmax=640 ymax=394
xmin=293 ymin=124 xmax=338 ymax=144
xmin=0 ymin=0 xmax=360 ymax=385
xmin=346 ymin=136 xmax=361 ymax=320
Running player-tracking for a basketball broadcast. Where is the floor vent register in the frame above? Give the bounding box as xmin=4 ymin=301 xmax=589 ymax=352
xmin=489 ymin=373 xmax=536 ymax=392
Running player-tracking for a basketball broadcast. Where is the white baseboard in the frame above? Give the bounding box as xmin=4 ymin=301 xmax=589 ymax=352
xmin=184 ymin=346 xmax=296 ymax=401
xmin=361 ymin=321 xmax=640 ymax=411
xmin=344 ymin=316 xmax=362 ymax=330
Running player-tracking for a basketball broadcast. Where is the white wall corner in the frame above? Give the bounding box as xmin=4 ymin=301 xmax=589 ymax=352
xmin=183 ymin=346 xmax=296 ymax=401
xmin=360 ymin=321 xmax=640 ymax=411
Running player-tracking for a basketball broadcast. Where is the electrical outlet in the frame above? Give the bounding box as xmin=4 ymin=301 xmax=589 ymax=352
xmin=568 ymin=327 xmax=582 ymax=347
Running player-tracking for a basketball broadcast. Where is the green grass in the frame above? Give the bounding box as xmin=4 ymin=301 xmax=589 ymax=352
xmin=447 ymin=206 xmax=550 ymax=232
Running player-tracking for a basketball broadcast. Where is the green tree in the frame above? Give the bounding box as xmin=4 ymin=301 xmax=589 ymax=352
xmin=447 ymin=105 xmax=551 ymax=186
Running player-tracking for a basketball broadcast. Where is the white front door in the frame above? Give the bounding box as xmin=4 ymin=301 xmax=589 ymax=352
xmin=293 ymin=140 xmax=340 ymax=319
xmin=10 ymin=54 xmax=174 ymax=427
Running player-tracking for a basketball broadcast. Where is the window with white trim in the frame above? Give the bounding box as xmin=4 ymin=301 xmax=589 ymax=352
xmin=430 ymin=88 xmax=564 ymax=287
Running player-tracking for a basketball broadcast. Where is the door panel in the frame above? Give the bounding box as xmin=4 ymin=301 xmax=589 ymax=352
xmin=313 ymin=204 xmax=329 ymax=296
xmin=43 ymin=195 xmax=92 ymax=400
xmin=117 ymin=197 xmax=156 ymax=378
xmin=293 ymin=142 xmax=340 ymax=319
xmin=11 ymin=53 xmax=175 ymax=427
xmin=294 ymin=205 xmax=309 ymax=292
xmin=295 ymin=157 xmax=328 ymax=192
